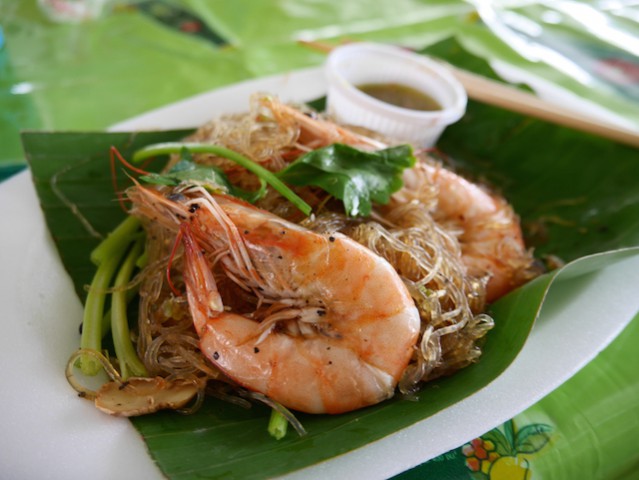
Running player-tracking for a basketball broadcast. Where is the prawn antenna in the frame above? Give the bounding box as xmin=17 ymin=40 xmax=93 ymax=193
xmin=166 ymin=224 xmax=186 ymax=298
xmin=109 ymin=146 xmax=153 ymax=213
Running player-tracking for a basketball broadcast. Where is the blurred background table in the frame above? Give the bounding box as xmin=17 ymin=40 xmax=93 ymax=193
xmin=1 ymin=1 xmax=638 ymax=478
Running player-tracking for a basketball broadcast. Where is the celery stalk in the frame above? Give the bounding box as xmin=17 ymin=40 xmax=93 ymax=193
xmin=79 ymin=247 xmax=127 ymax=375
xmin=111 ymin=237 xmax=148 ymax=379
xmin=79 ymin=216 xmax=142 ymax=375
xmin=91 ymin=215 xmax=141 ymax=266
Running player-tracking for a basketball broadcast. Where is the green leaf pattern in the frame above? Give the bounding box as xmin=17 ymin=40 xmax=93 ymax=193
xmin=481 ymin=429 xmax=513 ymax=457
xmin=515 ymin=424 xmax=553 ymax=454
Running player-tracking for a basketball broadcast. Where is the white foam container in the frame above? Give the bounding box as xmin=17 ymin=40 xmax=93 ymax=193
xmin=325 ymin=43 xmax=467 ymax=147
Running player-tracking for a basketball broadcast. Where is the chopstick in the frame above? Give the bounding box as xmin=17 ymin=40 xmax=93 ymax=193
xmin=447 ymin=67 xmax=639 ymax=148
xmin=298 ymin=40 xmax=639 ymax=149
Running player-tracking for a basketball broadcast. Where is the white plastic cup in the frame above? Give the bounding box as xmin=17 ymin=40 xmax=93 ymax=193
xmin=325 ymin=42 xmax=467 ymax=147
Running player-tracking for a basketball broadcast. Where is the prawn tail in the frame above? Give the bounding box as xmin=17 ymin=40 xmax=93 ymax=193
xmin=180 ymin=222 xmax=224 ymax=333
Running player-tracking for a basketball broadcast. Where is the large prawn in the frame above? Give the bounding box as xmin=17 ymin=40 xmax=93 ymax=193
xmin=129 ymin=185 xmax=421 ymax=414
xmin=263 ymin=97 xmax=536 ymax=302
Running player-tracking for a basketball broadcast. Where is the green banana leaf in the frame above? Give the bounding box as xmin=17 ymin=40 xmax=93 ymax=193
xmin=23 ymin=129 xmax=191 ymax=302
xmin=21 ymin=41 xmax=639 ymax=479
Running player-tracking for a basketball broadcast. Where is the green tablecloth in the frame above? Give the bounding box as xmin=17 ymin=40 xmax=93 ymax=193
xmin=2 ymin=1 xmax=638 ymax=478
xmin=3 ymin=0 xmax=638 ymax=177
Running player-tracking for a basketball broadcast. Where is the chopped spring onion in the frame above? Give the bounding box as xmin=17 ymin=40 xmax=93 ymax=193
xmin=268 ymin=410 xmax=289 ymax=440
xmin=245 ymin=391 xmax=307 ymax=439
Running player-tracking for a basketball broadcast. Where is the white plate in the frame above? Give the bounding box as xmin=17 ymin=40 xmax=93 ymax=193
xmin=2 ymin=67 xmax=638 ymax=480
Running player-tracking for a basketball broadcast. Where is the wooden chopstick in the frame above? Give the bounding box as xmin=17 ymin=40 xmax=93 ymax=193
xmin=298 ymin=40 xmax=639 ymax=149
xmin=447 ymin=66 xmax=639 ymax=148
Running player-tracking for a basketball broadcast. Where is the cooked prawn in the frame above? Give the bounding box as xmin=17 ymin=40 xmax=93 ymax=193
xmin=128 ymin=185 xmax=421 ymax=414
xmin=403 ymin=162 xmax=535 ymax=302
xmin=263 ymin=96 xmax=535 ymax=301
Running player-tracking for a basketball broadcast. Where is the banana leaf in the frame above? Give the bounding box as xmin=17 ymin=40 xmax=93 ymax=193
xmin=21 ymin=41 xmax=639 ymax=479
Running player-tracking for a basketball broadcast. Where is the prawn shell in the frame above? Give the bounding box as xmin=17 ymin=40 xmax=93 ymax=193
xmin=179 ymin=194 xmax=421 ymax=414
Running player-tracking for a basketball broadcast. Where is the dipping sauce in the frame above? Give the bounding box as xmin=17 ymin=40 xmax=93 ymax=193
xmin=357 ymin=83 xmax=441 ymax=111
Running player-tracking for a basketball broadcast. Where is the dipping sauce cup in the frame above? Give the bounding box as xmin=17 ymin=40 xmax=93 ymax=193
xmin=325 ymin=42 xmax=467 ymax=147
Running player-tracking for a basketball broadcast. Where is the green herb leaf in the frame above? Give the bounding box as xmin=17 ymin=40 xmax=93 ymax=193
xmin=140 ymin=148 xmax=225 ymax=188
xmin=134 ymin=142 xmax=310 ymax=215
xmin=140 ymin=148 xmax=267 ymax=203
xmin=277 ymin=143 xmax=415 ymax=217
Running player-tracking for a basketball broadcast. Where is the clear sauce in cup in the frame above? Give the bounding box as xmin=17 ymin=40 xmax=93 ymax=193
xmin=325 ymin=43 xmax=467 ymax=147
xmin=357 ymin=83 xmax=442 ymax=111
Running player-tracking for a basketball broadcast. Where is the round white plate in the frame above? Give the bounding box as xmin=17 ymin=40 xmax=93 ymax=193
xmin=1 ymin=67 xmax=638 ymax=480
